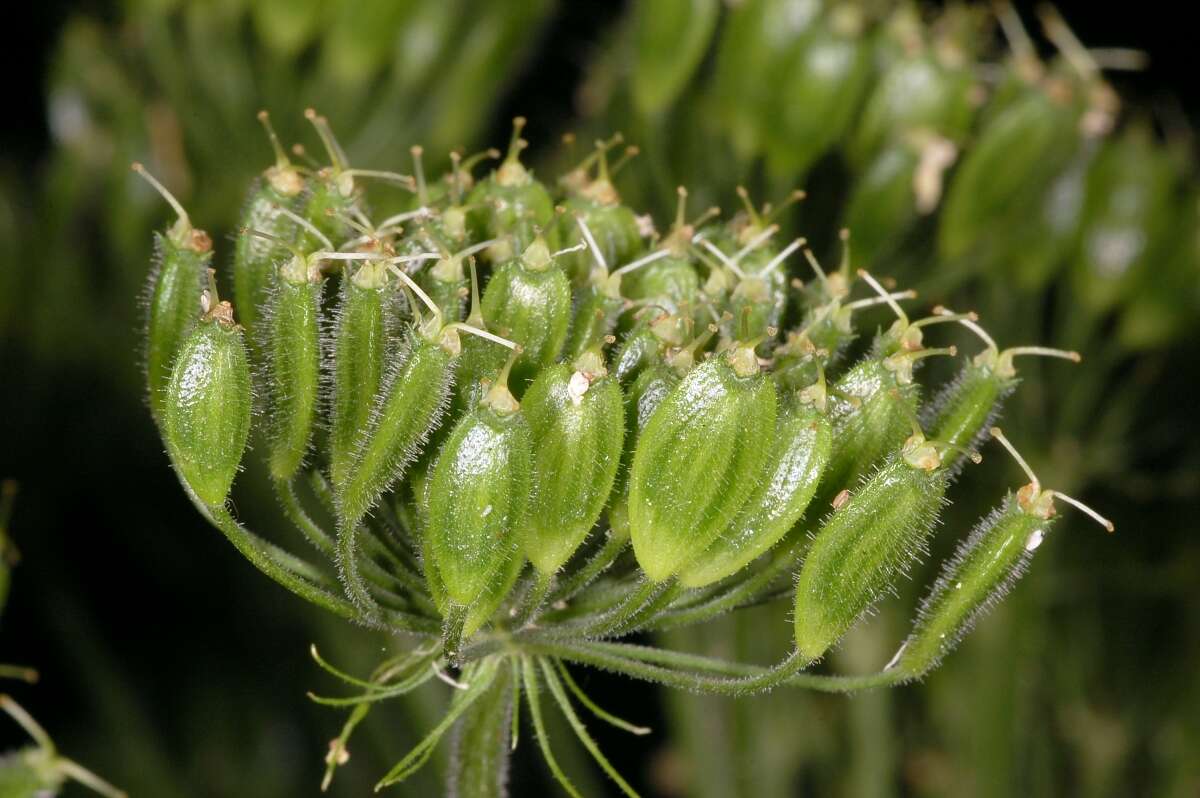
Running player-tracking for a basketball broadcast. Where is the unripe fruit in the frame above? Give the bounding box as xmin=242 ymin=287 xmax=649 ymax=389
xmin=467 ymin=118 xmax=555 ymax=262
xmin=793 ymin=430 xmax=952 ymax=662
xmin=328 ymin=261 xmax=394 ymax=490
xmin=163 ymin=289 xmax=252 ymax=507
xmin=521 ymin=351 xmax=625 ymax=575
xmin=262 ymin=248 xmax=324 ymax=481
xmin=424 ymin=352 xmax=531 ymax=609
xmin=679 ymin=398 xmax=831 ymax=588
xmin=630 ymin=342 xmax=777 ymax=581
xmin=232 ymin=111 xmax=305 ymax=338
xmin=133 ymin=163 xmax=212 ymax=420
xmin=890 ymin=429 xmax=1113 ymax=677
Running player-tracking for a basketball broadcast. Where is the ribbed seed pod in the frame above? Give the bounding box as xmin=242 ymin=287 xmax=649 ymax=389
xmin=328 ymin=261 xmax=393 ymax=490
xmin=793 ymin=432 xmax=950 ymax=662
xmin=467 ymin=118 xmax=555 ymax=262
xmin=337 ymin=326 xmax=458 ymax=529
xmin=818 ymin=279 xmax=963 ymax=504
xmin=232 ymin=111 xmax=305 ymax=338
xmin=133 ymin=164 xmax=212 ymax=420
xmin=263 ymin=251 xmax=324 ymax=481
xmin=890 ymin=428 xmax=1113 ymax=677
xmin=924 ymin=317 xmax=1080 ymax=474
xmin=424 ymin=356 xmax=531 ymax=611
xmin=471 ymin=237 xmax=572 ymax=394
xmin=554 ymin=137 xmax=643 ymax=285
xmin=521 ymin=351 xmax=625 ymax=575
xmin=679 ymin=398 xmax=832 ymax=587
xmin=629 ymin=343 xmax=777 ymax=581
xmin=163 ymin=293 xmax=252 ymax=508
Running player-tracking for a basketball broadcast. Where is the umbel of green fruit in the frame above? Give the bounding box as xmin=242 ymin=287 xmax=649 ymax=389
xmin=134 ymin=111 xmax=1112 ymax=796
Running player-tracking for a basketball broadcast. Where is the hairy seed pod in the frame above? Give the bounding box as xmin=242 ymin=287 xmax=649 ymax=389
xmin=232 ymin=111 xmax=305 ymax=338
xmin=792 ymin=432 xmax=950 ymax=662
xmin=337 ymin=326 xmax=457 ymax=529
xmin=467 ymin=118 xmax=555 ymax=262
xmin=328 ymin=261 xmax=394 ymax=490
xmin=890 ymin=428 xmax=1113 ymax=677
xmin=163 ymin=292 xmax=252 ymax=507
xmin=924 ymin=317 xmax=1079 ymax=474
xmin=133 ymin=164 xmax=212 ymax=420
xmin=629 ymin=343 xmax=777 ymax=581
xmin=679 ymin=398 xmax=832 ymax=588
xmin=424 ymin=356 xmax=531 ymax=609
xmin=263 ymin=250 xmax=324 ymax=481
xmin=521 ymin=351 xmax=625 ymax=575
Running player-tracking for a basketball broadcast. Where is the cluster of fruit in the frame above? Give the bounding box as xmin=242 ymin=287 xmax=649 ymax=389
xmin=138 ymin=111 xmax=1112 ymax=792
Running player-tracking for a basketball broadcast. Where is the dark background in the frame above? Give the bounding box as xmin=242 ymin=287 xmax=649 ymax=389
xmin=2 ymin=2 xmax=1196 ymax=796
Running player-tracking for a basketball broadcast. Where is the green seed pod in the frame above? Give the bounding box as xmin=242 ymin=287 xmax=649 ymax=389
xmin=232 ymin=111 xmax=305 ymax=338
xmin=337 ymin=324 xmax=457 ymax=529
xmin=471 ymin=235 xmax=574 ymax=392
xmin=262 ymin=246 xmax=325 ymax=482
xmin=629 ymin=342 xmax=777 ymax=582
xmin=334 ymin=259 xmax=507 ymax=528
xmin=424 ymin=352 xmax=531 ymax=609
xmin=819 ymin=273 xmax=964 ymax=503
xmin=555 ymin=137 xmax=644 ymax=285
xmin=890 ymin=428 xmax=1113 ymax=677
xmin=793 ymin=430 xmax=953 ymax=662
xmin=521 ymin=350 xmax=625 ymax=575
xmin=328 ymin=260 xmax=395 ymax=490
xmin=924 ymin=315 xmax=1080 ymax=473
xmin=679 ymin=396 xmax=832 ymax=588
xmin=563 ymin=217 xmax=672 ymax=361
xmin=162 ymin=288 xmax=252 ymax=508
xmin=467 ymin=118 xmax=555 ymax=262
xmin=606 ymin=328 xmax=699 ymax=541
xmin=133 ymin=163 xmax=213 ymax=420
